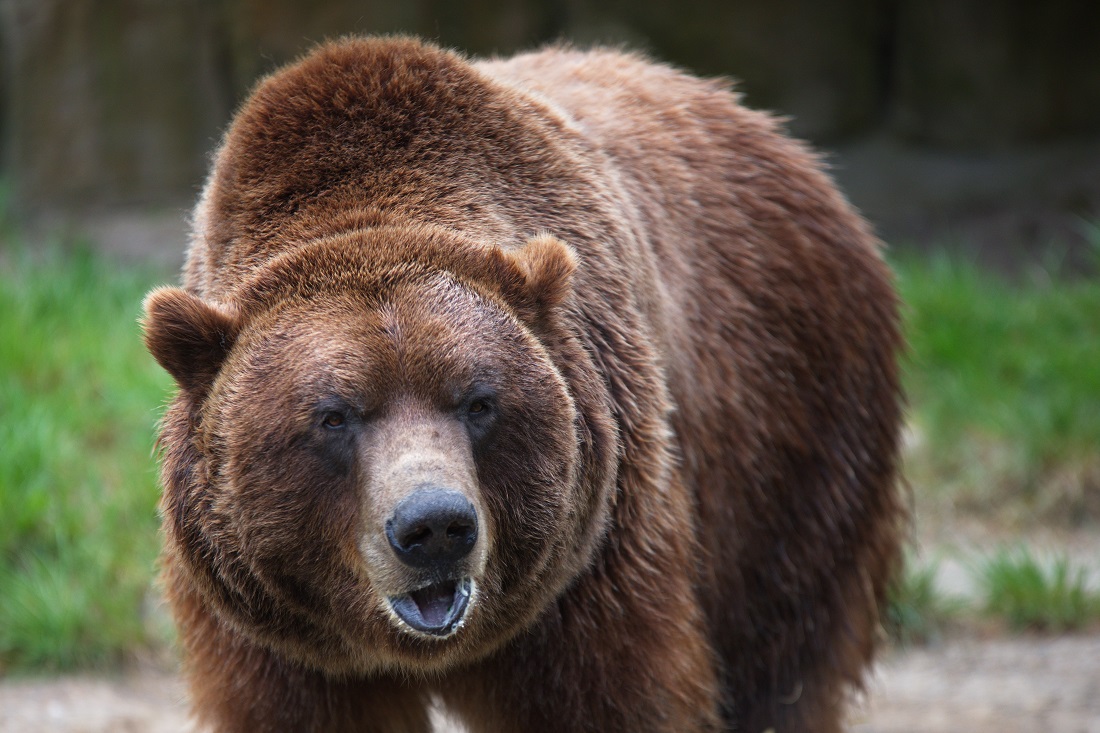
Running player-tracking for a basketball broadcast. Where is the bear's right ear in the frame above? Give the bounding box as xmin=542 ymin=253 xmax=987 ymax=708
xmin=142 ymin=287 xmax=239 ymax=395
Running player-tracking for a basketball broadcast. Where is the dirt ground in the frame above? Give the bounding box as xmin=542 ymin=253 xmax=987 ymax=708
xmin=852 ymin=634 xmax=1100 ymax=733
xmin=2 ymin=632 xmax=1098 ymax=733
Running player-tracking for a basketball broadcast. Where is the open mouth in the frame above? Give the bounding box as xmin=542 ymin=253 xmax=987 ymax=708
xmin=388 ymin=577 xmax=473 ymax=637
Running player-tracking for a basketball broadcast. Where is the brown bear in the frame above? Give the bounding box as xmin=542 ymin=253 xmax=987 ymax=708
xmin=143 ymin=36 xmax=904 ymax=733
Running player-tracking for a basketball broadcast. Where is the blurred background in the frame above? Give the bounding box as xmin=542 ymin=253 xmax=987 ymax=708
xmin=1 ymin=2 xmax=1098 ymax=732
xmin=3 ymin=0 xmax=1100 ymax=269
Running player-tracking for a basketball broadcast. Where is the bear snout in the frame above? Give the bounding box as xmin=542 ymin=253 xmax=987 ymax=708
xmin=382 ymin=489 xmax=481 ymax=637
xmin=385 ymin=488 xmax=479 ymax=572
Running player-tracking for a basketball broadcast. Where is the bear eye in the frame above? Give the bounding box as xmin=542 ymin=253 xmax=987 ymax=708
xmin=458 ymin=387 xmax=497 ymax=431
xmin=321 ymin=411 xmax=347 ymax=430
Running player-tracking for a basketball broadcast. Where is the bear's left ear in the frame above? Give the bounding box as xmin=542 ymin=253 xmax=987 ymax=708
xmin=489 ymin=234 xmax=578 ymax=327
xmin=142 ymin=287 xmax=240 ymax=397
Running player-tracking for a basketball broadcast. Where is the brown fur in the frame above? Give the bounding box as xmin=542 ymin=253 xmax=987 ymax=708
xmin=144 ymin=36 xmax=904 ymax=733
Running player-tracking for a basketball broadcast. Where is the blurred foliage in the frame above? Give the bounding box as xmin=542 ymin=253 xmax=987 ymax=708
xmin=895 ymin=250 xmax=1100 ymax=527
xmin=885 ymin=556 xmax=964 ymax=646
xmin=0 ymin=243 xmax=173 ymax=671
xmin=977 ymin=548 xmax=1100 ymax=632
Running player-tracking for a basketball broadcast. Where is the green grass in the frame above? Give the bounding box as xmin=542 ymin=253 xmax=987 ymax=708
xmin=0 ymin=244 xmax=173 ymax=672
xmin=977 ymin=548 xmax=1100 ymax=632
xmin=884 ymin=556 xmax=963 ymax=645
xmin=886 ymin=548 xmax=1100 ymax=643
xmin=895 ymin=252 xmax=1100 ymax=526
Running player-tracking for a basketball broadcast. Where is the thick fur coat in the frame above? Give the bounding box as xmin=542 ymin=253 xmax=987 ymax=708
xmin=143 ymin=36 xmax=904 ymax=733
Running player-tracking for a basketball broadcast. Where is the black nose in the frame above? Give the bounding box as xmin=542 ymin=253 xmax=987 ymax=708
xmin=386 ymin=489 xmax=478 ymax=571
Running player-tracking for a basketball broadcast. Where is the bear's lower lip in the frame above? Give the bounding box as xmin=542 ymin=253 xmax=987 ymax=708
xmin=388 ymin=577 xmax=473 ymax=637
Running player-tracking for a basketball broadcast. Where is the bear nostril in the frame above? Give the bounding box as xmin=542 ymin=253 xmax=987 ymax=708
xmin=404 ymin=525 xmax=432 ymax=547
xmin=386 ymin=489 xmax=478 ymax=571
xmin=446 ymin=522 xmax=471 ymax=540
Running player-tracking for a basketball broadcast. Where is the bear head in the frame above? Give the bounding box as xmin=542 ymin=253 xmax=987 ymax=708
xmin=143 ymin=226 xmax=617 ymax=673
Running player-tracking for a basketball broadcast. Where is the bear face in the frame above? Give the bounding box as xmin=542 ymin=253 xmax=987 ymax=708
xmin=145 ymin=228 xmax=617 ymax=674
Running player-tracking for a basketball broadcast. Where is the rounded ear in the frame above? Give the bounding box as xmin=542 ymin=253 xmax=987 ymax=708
xmin=490 ymin=234 xmax=578 ymax=326
xmin=142 ymin=287 xmax=239 ymax=395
